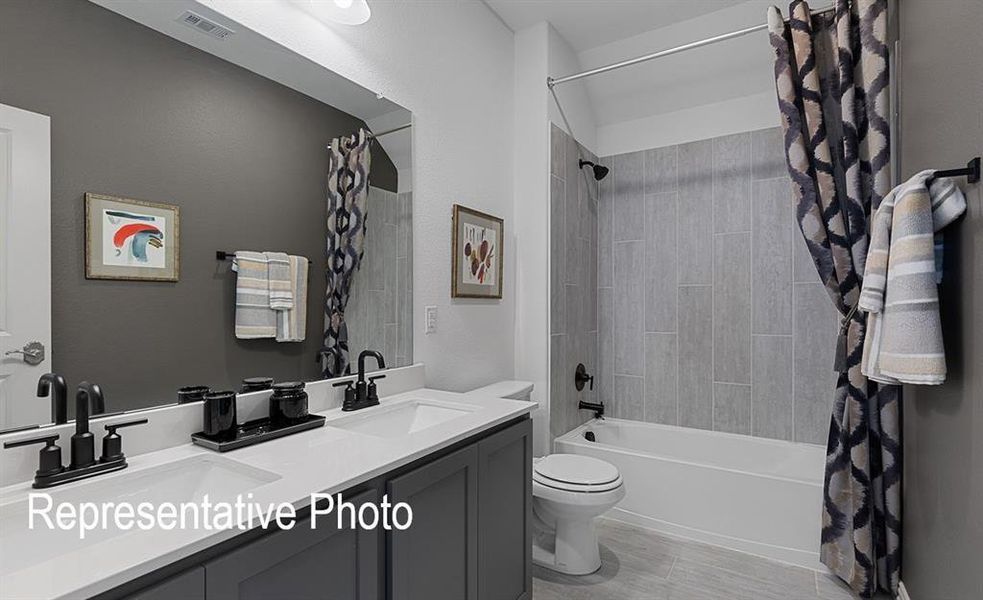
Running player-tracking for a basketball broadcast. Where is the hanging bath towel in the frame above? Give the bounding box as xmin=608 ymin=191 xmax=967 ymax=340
xmin=276 ymin=255 xmax=309 ymax=342
xmin=859 ymin=171 xmax=966 ymax=384
xmin=233 ymin=251 xmax=277 ymax=339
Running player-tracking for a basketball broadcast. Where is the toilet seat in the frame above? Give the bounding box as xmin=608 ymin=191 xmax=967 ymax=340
xmin=533 ymin=454 xmax=623 ymax=493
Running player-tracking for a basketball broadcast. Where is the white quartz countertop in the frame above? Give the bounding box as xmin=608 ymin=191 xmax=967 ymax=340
xmin=0 ymin=388 xmax=534 ymax=600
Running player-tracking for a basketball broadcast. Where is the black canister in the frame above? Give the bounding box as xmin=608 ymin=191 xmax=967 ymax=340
xmin=177 ymin=385 xmax=210 ymax=404
xmin=202 ymin=390 xmax=237 ymax=441
xmin=269 ymin=381 xmax=308 ymax=427
xmin=241 ymin=377 xmax=275 ymax=393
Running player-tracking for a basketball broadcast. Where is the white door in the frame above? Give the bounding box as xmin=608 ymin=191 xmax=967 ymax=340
xmin=0 ymin=104 xmax=51 ymax=430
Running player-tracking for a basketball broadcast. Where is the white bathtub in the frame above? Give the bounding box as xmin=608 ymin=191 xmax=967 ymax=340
xmin=555 ymin=418 xmax=826 ymax=569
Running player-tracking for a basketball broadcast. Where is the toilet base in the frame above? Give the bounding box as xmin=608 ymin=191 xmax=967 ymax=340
xmin=531 ymin=512 xmax=602 ymax=575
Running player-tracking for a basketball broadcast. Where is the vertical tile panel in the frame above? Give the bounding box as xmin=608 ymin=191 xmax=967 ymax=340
xmin=794 ymin=282 xmax=839 ymax=444
xmin=597 ymin=287 xmax=614 ymax=404
xmin=549 ymin=334 xmax=568 ymax=440
xmin=677 ymin=286 xmax=713 ymax=429
xmin=384 ymin=323 xmax=397 ymax=367
xmin=712 ymin=132 xmax=752 ymax=233
xmin=565 ymin=284 xmax=583 ymax=342
xmin=396 ymin=256 xmax=412 ymax=365
xmin=645 ymin=191 xmax=677 ymax=332
xmin=677 ymin=140 xmax=713 ymax=284
xmin=397 ymin=191 xmax=413 ymax=260
xmin=713 ymin=233 xmax=751 ymax=384
xmin=614 ymin=241 xmax=644 ymax=376
xmin=752 ymin=335 xmax=793 ymax=440
xmin=613 ymin=375 xmax=644 ymax=420
xmin=382 ymin=223 xmax=397 ymax=323
xmin=550 ymin=175 xmax=566 ymax=334
xmin=713 ymin=383 xmax=751 ymax=434
xmin=752 ymin=178 xmax=793 ymax=334
xmin=751 ymin=126 xmax=787 ymax=181
xmin=645 ymin=145 xmax=677 ymax=195
xmin=550 ymin=123 xmax=566 ymax=178
xmin=644 ymin=333 xmax=677 ymax=425
xmin=612 ymin=151 xmax=645 ymax=242
xmin=597 ymin=168 xmax=613 ymax=288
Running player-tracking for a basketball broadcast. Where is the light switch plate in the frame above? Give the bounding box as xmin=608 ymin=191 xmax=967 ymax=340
xmin=425 ymin=306 xmax=437 ymax=334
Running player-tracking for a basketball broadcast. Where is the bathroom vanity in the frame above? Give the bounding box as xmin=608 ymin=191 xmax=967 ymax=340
xmin=0 ymin=383 xmax=534 ymax=600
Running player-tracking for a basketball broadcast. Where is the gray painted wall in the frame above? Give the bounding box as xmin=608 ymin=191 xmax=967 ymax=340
xmin=0 ymin=0 xmax=399 ymax=415
xmin=594 ymin=127 xmax=836 ymax=444
xmin=899 ymin=1 xmax=983 ymax=598
xmin=549 ymin=125 xmax=598 ymax=439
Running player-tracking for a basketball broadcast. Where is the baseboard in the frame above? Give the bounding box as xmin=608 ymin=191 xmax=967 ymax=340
xmin=897 ymin=581 xmax=912 ymax=600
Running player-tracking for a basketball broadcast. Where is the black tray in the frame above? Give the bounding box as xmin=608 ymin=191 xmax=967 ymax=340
xmin=191 ymin=414 xmax=325 ymax=452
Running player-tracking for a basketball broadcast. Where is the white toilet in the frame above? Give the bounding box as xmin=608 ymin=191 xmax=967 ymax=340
xmin=468 ymin=381 xmax=626 ymax=575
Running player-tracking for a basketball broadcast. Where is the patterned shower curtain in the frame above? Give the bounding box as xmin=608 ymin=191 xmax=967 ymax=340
xmin=320 ymin=128 xmax=372 ymax=378
xmin=767 ymin=1 xmax=900 ymax=596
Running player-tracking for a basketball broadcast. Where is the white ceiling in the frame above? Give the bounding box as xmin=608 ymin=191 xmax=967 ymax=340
xmin=91 ymin=0 xmax=407 ymax=121
xmin=483 ymin=0 xmax=746 ymax=52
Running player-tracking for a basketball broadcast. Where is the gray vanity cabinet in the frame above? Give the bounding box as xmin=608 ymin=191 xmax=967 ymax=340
xmin=388 ymin=445 xmax=480 ymax=600
xmin=387 ymin=418 xmax=532 ymax=600
xmin=105 ymin=417 xmax=531 ymax=600
xmin=477 ymin=419 xmax=532 ymax=600
xmin=203 ymin=488 xmax=381 ymax=600
xmin=126 ymin=567 xmax=205 ymax=600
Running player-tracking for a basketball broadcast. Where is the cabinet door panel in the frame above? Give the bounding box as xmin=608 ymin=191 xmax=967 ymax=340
xmin=205 ymin=488 xmax=380 ymax=600
xmin=478 ymin=419 xmax=532 ymax=600
xmin=388 ymin=445 xmax=478 ymax=600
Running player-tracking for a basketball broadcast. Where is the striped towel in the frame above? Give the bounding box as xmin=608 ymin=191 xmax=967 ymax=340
xmin=859 ymin=171 xmax=966 ymax=385
xmin=233 ymin=251 xmax=276 ymax=339
xmin=276 ymin=256 xmax=309 ymax=342
xmin=266 ymin=252 xmax=293 ymax=310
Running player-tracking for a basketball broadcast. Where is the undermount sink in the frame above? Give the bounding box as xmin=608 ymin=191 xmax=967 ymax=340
xmin=325 ymin=399 xmax=476 ymax=438
xmin=0 ymin=455 xmax=279 ymax=576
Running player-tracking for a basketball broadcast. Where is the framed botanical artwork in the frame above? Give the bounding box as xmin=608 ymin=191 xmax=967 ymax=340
xmin=451 ymin=204 xmax=503 ymax=299
xmin=85 ymin=192 xmax=180 ymax=282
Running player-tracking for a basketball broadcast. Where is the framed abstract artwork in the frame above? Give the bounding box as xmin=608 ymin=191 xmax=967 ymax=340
xmin=84 ymin=192 xmax=180 ymax=281
xmin=451 ymin=204 xmax=503 ymax=299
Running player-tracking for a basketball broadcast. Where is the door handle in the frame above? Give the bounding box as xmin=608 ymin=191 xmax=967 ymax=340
xmin=4 ymin=341 xmax=45 ymax=366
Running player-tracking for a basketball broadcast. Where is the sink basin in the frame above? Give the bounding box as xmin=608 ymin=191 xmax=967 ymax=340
xmin=325 ymin=399 xmax=475 ymax=438
xmin=0 ymin=455 xmax=279 ymax=576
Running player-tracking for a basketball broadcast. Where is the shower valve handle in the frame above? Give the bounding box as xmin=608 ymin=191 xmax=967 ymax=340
xmin=574 ymin=363 xmax=594 ymax=392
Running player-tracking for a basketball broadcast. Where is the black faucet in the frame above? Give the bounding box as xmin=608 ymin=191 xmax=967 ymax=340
xmin=37 ymin=373 xmax=68 ymax=425
xmin=70 ymin=382 xmax=103 ymax=468
xmin=333 ymin=350 xmax=387 ymax=411
xmin=578 ymin=400 xmax=605 ymax=420
xmin=4 ymin=379 xmax=146 ymax=489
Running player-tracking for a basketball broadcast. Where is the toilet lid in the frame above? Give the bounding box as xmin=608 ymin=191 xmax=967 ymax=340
xmin=534 ymin=454 xmax=620 ymax=487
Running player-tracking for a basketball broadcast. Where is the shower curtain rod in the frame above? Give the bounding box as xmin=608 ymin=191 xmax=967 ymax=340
xmin=368 ymin=123 xmax=411 ymax=138
xmin=547 ymin=4 xmax=835 ymax=89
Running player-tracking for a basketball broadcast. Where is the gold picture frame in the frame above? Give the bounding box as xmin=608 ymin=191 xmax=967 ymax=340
xmin=85 ymin=192 xmax=180 ymax=282
xmin=451 ymin=204 xmax=503 ymax=299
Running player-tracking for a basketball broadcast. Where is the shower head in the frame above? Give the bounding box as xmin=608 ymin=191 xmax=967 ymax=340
xmin=579 ymin=159 xmax=610 ymax=181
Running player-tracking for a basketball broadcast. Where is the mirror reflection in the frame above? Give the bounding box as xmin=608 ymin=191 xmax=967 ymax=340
xmin=0 ymin=0 xmax=413 ymax=431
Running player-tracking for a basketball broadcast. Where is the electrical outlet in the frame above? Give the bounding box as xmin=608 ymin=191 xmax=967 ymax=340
xmin=425 ymin=306 xmax=437 ymax=334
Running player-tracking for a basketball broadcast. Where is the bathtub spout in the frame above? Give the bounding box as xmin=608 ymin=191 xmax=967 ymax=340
xmin=578 ymin=400 xmax=605 ymax=419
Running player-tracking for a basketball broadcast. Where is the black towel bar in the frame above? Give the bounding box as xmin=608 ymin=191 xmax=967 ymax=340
xmin=932 ymin=157 xmax=980 ymax=184
xmin=216 ymin=251 xmax=313 ymax=262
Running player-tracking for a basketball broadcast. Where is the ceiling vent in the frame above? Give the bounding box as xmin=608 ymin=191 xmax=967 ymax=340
xmin=176 ymin=10 xmax=234 ymax=40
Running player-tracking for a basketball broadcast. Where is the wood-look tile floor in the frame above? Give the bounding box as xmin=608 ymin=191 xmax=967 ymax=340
xmin=533 ymin=519 xmax=891 ymax=600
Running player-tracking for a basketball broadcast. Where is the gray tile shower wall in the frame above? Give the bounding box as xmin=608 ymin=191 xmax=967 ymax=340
xmin=348 ymin=186 xmax=413 ymax=368
xmin=596 ymin=126 xmax=837 ymax=445
xmin=549 ymin=124 xmax=599 ymax=440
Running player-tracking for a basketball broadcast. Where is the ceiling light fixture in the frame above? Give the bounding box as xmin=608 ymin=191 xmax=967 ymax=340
xmin=290 ymin=0 xmax=371 ymax=26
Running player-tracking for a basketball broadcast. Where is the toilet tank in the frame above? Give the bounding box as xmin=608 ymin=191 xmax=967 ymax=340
xmin=468 ymin=380 xmax=535 ymax=403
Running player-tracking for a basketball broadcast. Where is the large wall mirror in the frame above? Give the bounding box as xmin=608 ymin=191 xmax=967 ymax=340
xmin=0 ymin=0 xmax=413 ymax=431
